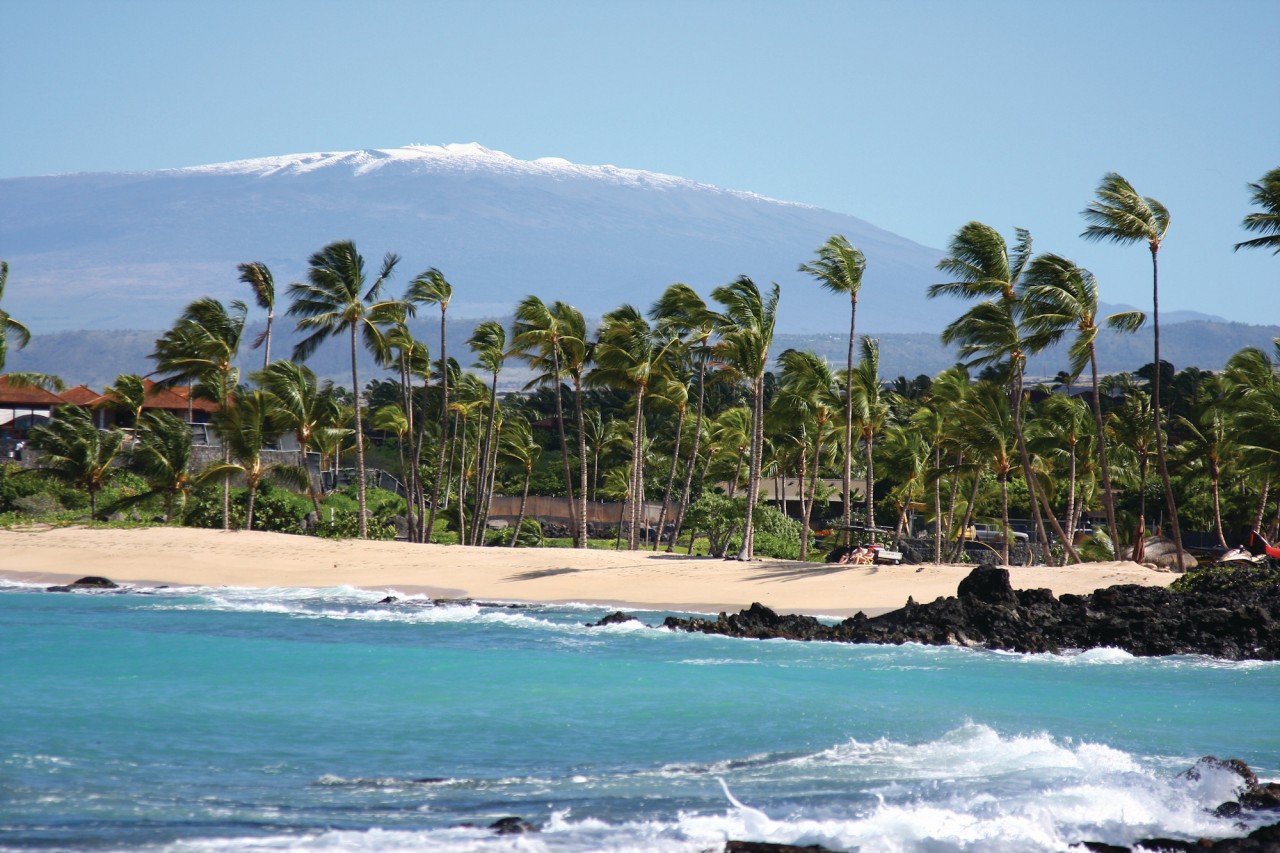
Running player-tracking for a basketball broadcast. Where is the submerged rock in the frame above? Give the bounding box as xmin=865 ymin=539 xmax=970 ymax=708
xmin=663 ymin=565 xmax=1280 ymax=660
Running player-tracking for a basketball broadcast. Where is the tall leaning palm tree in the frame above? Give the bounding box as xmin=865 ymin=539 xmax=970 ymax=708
xmin=511 ymin=296 xmax=591 ymax=546
xmin=467 ymin=320 xmax=506 ymax=545
xmin=1021 ymin=253 xmax=1144 ymax=554
xmin=650 ymin=283 xmax=718 ymax=552
xmin=238 ymin=262 xmax=276 ymax=370
xmin=288 ymin=240 xmax=400 ymax=539
xmin=798 ymin=236 xmax=866 ymax=543
xmin=1081 ymin=173 xmax=1184 ymax=567
xmin=0 ymin=261 xmax=32 ymax=372
xmin=1234 ymin=167 xmax=1280 ymax=254
xmin=849 ymin=337 xmax=889 ymax=534
xmin=588 ymin=305 xmax=671 ymax=550
xmin=711 ymin=276 xmax=779 ymax=561
xmin=406 ymin=268 xmax=452 ymax=542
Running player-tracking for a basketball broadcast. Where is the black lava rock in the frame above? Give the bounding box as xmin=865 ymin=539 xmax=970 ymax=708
xmin=663 ymin=565 xmax=1280 ymax=660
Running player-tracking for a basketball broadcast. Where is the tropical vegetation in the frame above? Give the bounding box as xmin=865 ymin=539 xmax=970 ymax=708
xmin=1 ymin=166 xmax=1276 ymax=567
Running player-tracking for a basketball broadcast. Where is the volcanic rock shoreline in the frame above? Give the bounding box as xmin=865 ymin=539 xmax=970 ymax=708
xmin=659 ymin=565 xmax=1280 ymax=661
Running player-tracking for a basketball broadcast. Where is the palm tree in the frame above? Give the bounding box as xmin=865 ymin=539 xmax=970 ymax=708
xmin=880 ymin=421 xmax=930 ymax=540
xmin=288 ymin=240 xmax=400 ymax=538
xmin=498 ymin=415 xmax=541 ymax=547
xmin=1234 ymin=167 xmax=1280 ymax=253
xmin=467 ymin=320 xmax=506 ymax=545
xmin=255 ymin=360 xmax=340 ymax=515
xmin=1021 ymin=253 xmax=1144 ymax=553
xmin=1223 ymin=342 xmax=1280 ymax=532
xmin=1081 ymin=173 xmax=1184 ymax=567
xmin=0 ymin=261 xmax=32 ymax=373
xmin=957 ymin=381 xmax=1018 ymax=565
xmin=1028 ymin=393 xmax=1094 ymax=541
xmin=646 ymin=369 xmax=689 ymax=551
xmin=711 ymin=276 xmax=779 ymax=560
xmin=1104 ymin=375 xmax=1156 ymax=545
xmin=588 ymin=305 xmax=672 ymax=549
xmin=200 ymin=389 xmax=305 ymax=531
xmin=239 ymin=262 xmax=276 ymax=370
xmin=650 ymin=282 xmax=718 ymax=552
xmin=1173 ymin=375 xmax=1235 ymax=549
xmin=777 ymin=348 xmax=840 ymax=559
xmin=129 ymin=409 xmax=195 ymax=522
xmin=28 ymin=405 xmax=125 ymax=519
xmin=150 ymin=297 xmax=247 ymax=529
xmin=104 ymin=373 xmax=148 ymax=428
xmin=406 ymin=268 xmax=452 ymax=541
xmin=849 ymin=337 xmax=890 ymax=535
xmin=511 ymin=296 xmax=591 ymax=545
xmin=928 ymin=223 xmax=1064 ymax=562
xmin=798 ymin=236 xmax=866 ymax=543
xmin=371 ymin=307 xmax=429 ymax=539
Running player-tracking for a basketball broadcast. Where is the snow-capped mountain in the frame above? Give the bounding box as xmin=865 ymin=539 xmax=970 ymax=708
xmin=1 ymin=144 xmax=949 ymax=334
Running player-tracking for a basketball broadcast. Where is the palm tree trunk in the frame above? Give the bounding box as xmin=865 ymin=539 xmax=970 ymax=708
xmin=550 ymin=351 xmax=578 ymax=547
xmin=1212 ymin=462 xmax=1226 ymax=549
xmin=1010 ymin=370 xmax=1049 ymax=564
xmin=953 ymin=475 xmax=981 ymax=563
xmin=1089 ymin=348 xmax=1120 ymax=553
xmin=472 ymin=370 xmax=499 ymax=545
xmin=629 ymin=388 xmax=646 ymax=550
xmin=864 ymin=431 xmax=875 ymax=534
xmin=802 ymin=437 xmax=821 ymax=562
xmin=1150 ymin=246 xmax=1186 ymax=568
xmin=426 ymin=309 xmax=449 ymax=542
xmin=738 ymin=374 xmax=765 ymax=560
xmin=1253 ymin=476 xmax=1270 ymax=532
xmin=262 ymin=311 xmax=273 ymax=370
xmin=246 ymin=482 xmax=258 ymax=532
xmin=843 ymin=294 xmax=856 ymax=547
xmin=511 ymin=467 xmax=531 ymax=548
xmin=349 ymin=323 xmax=369 ymax=539
xmin=482 ymin=432 xmax=500 ymax=544
xmin=669 ymin=356 xmax=707 ymax=552
xmin=933 ymin=445 xmax=943 ymax=565
xmin=652 ymin=404 xmax=686 ymax=552
xmin=1000 ymin=473 xmax=1010 ymax=565
xmin=443 ymin=411 xmax=459 ymax=511
xmin=574 ymin=377 xmax=589 ymax=548
xmin=456 ymin=417 xmax=468 ymax=544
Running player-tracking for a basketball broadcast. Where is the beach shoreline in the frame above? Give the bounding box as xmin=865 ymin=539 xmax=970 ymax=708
xmin=0 ymin=525 xmax=1177 ymax=617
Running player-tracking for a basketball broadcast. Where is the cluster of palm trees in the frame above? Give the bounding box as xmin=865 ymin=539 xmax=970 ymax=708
xmin=4 ymin=166 xmax=1277 ymax=559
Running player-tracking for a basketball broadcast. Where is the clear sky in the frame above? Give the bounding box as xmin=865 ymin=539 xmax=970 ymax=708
xmin=3 ymin=0 xmax=1276 ymax=324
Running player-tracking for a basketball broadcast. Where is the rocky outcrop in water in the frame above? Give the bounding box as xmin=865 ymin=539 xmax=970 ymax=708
xmin=45 ymin=576 xmax=121 ymax=592
xmin=661 ymin=565 xmax=1280 ymax=660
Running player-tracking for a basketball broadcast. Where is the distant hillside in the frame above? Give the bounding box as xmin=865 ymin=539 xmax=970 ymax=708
xmin=12 ymin=319 xmax=1278 ymax=391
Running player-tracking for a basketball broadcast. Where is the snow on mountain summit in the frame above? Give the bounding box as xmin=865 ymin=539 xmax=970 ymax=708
xmin=178 ymin=143 xmax=790 ymax=204
xmin=1 ymin=143 xmax=948 ymax=337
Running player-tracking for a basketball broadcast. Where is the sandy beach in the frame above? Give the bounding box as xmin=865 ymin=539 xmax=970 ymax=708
xmin=0 ymin=525 xmax=1178 ymax=617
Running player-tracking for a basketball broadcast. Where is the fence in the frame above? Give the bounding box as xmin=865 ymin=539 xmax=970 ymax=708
xmin=486 ymin=495 xmax=675 ymax=529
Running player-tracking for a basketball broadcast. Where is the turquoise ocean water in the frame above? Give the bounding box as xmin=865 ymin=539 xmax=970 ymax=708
xmin=1 ymin=580 xmax=1277 ymax=852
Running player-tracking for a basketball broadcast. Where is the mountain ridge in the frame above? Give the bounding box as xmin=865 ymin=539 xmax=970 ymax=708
xmin=1 ymin=143 xmax=945 ymax=335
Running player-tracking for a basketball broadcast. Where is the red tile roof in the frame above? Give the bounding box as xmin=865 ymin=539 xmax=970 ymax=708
xmin=0 ymin=375 xmax=64 ymax=406
xmin=141 ymin=379 xmax=220 ymax=413
xmin=58 ymin=385 xmax=107 ymax=406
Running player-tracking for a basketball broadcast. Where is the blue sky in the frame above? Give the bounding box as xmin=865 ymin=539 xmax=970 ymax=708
xmin=3 ymin=0 xmax=1276 ymax=324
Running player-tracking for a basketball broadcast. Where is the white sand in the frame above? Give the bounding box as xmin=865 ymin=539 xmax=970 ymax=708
xmin=0 ymin=526 xmax=1176 ymax=617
